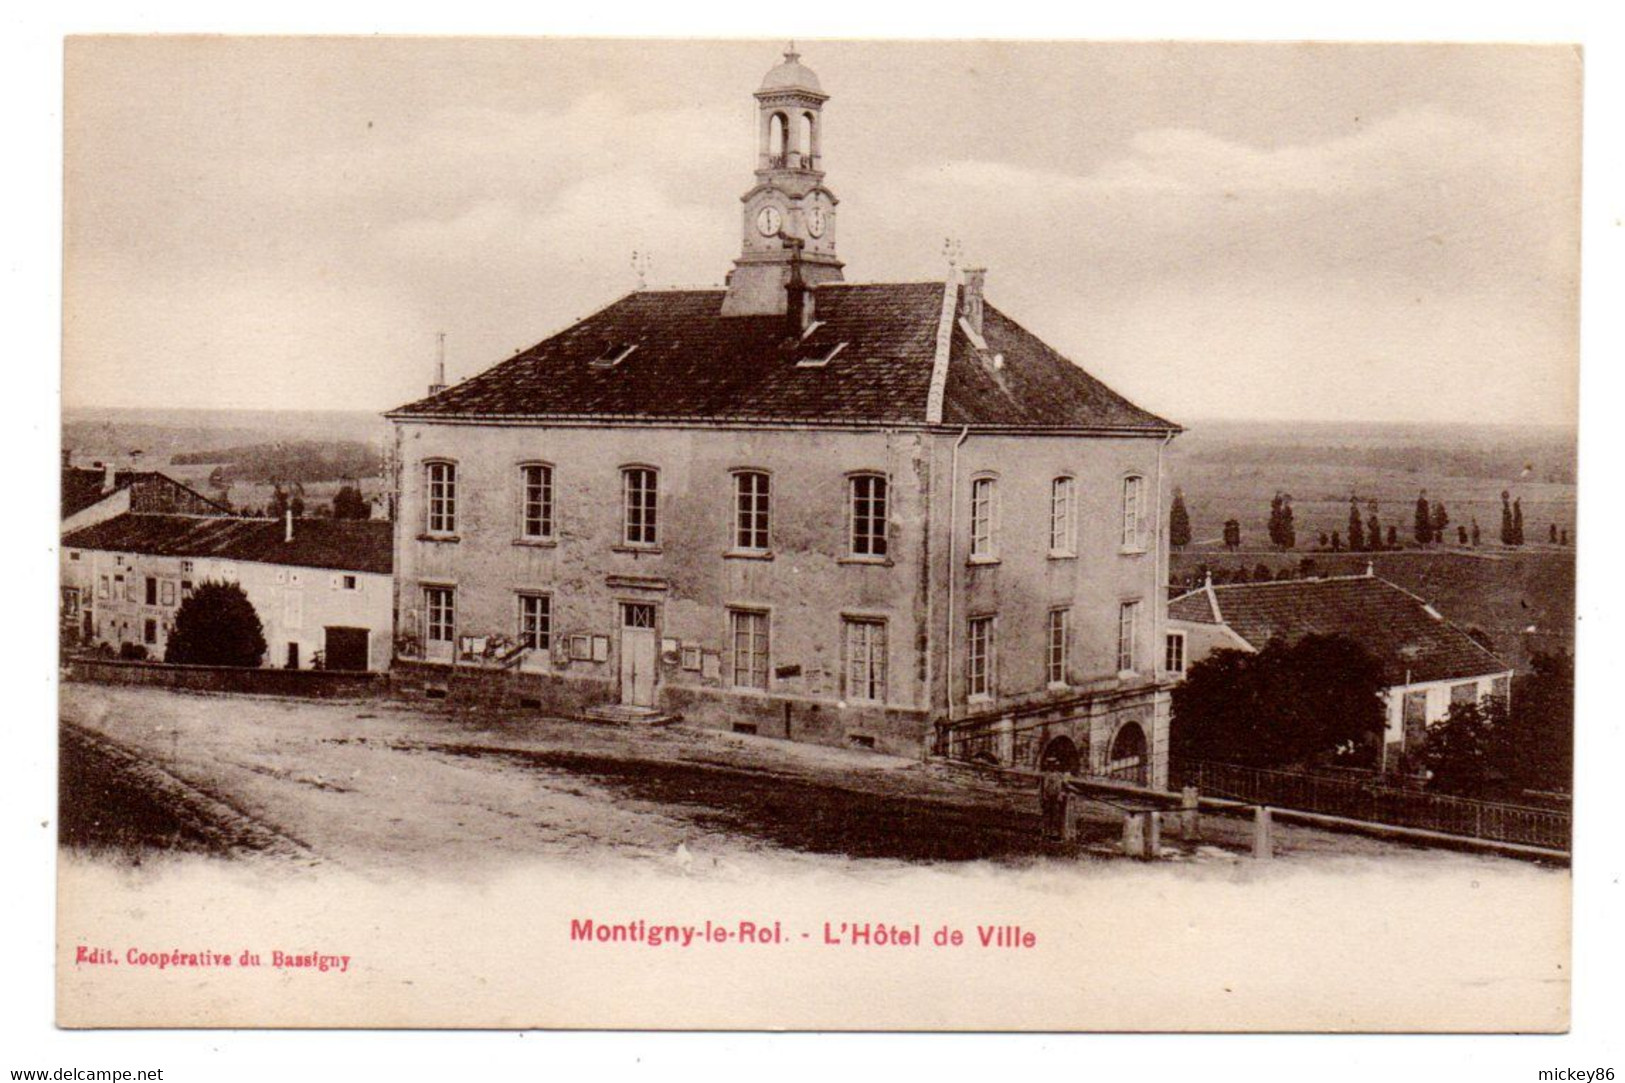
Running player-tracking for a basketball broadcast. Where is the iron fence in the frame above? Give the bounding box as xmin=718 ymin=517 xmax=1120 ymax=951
xmin=1175 ymin=757 xmax=1570 ymax=851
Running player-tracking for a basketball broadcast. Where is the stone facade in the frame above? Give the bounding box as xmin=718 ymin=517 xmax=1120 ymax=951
xmin=64 ymin=545 xmax=394 ymax=672
xmin=390 ymin=418 xmax=1175 ymax=773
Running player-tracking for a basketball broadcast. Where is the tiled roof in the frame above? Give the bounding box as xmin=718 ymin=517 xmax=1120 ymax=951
xmin=387 ymin=282 xmax=1177 ymax=432
xmin=61 ymin=468 xmax=230 ymax=520
xmin=1168 ymin=575 xmax=1509 ymax=686
xmin=62 ymin=514 xmax=393 ymax=575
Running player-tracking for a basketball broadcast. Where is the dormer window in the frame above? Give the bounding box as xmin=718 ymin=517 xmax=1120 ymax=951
xmin=797 ymin=342 xmax=845 ymax=368
xmin=592 ymin=342 xmax=637 ymax=368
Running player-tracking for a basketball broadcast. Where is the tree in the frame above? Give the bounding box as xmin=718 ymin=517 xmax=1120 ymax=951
xmin=1367 ymin=510 xmax=1382 ymax=551
xmin=1170 ymin=634 xmax=1388 ymax=769
xmin=332 ymin=484 xmax=370 ymax=520
xmin=1223 ymin=518 xmax=1241 ymax=551
xmin=1318 ymin=532 xmax=1329 ymax=549
xmin=1509 ymin=651 xmax=1573 ymax=793
xmin=1457 ymin=525 xmax=1468 ymax=545
xmin=1421 ymin=697 xmax=1513 ymax=798
xmin=1331 ymin=530 xmax=1342 ymax=552
xmin=290 ymin=495 xmax=306 ymax=518
xmin=1414 ymin=491 xmax=1432 ymax=545
xmin=1548 ymin=523 xmax=1558 ymax=544
xmin=1513 ymin=498 xmax=1525 ymax=546
xmin=1430 ymin=502 xmax=1449 ymax=544
xmin=1347 ymin=496 xmax=1365 ymax=552
xmin=1422 ymin=653 xmax=1572 ymax=799
xmin=268 ymin=485 xmax=290 ymax=520
xmin=1500 ymin=491 xmax=1514 ymax=545
xmin=1471 ymin=518 xmax=1481 ymax=547
xmin=1267 ymin=492 xmax=1295 ymax=550
xmin=1169 ymin=488 xmax=1192 ymax=549
xmin=1386 ymin=525 xmax=1398 ymax=549
xmin=164 ymin=581 xmax=267 ymax=668
xmin=1254 ymin=562 xmax=1272 ymax=582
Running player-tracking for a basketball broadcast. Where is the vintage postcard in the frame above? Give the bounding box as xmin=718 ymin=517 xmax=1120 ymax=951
xmin=56 ymin=37 xmax=1577 ymax=1031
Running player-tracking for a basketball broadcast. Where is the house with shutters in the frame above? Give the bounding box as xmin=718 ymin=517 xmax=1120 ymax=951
xmin=384 ymin=49 xmax=1182 ymax=783
xmin=61 ymin=513 xmax=394 ymax=671
xmin=1166 ymin=569 xmax=1515 ymax=768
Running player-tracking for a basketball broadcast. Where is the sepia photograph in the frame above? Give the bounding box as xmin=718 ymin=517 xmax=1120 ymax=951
xmin=45 ymin=30 xmax=1590 ymax=1042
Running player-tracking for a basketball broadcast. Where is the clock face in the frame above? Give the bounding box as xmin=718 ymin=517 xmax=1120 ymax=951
xmin=755 ymin=206 xmax=783 ymax=236
xmin=806 ymin=208 xmax=827 ymax=239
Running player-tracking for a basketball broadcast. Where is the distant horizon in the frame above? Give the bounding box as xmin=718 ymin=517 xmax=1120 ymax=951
xmin=60 ymin=401 xmax=1581 ymax=434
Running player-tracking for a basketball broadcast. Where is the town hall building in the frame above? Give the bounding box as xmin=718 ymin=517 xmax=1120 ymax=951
xmin=385 ymin=50 xmax=1182 ymax=784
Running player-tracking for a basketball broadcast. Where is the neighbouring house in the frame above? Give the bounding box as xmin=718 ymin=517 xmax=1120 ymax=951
xmin=61 ymin=453 xmax=232 ymax=534
xmin=1166 ymin=568 xmax=1515 ymax=768
xmin=382 ymin=50 xmax=1182 ymax=784
xmin=61 ymin=513 xmax=394 ymax=671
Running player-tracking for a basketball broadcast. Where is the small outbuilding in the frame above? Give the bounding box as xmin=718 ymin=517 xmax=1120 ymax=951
xmin=1167 ymin=569 xmax=1513 ymax=766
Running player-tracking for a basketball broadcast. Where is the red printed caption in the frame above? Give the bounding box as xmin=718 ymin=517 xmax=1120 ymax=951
xmin=570 ymin=919 xmax=1036 ymax=949
xmin=73 ymin=945 xmax=351 ymax=973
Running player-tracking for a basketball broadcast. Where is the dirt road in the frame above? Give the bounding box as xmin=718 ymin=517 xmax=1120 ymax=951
xmin=59 ymin=682 xmax=1488 ymax=875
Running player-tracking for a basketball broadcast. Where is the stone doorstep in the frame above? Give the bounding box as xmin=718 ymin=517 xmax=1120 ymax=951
xmin=581 ymin=704 xmax=679 ymax=727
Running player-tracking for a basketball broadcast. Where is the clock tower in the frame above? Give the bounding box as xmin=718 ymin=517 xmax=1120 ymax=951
xmin=720 ymin=47 xmax=844 ymax=317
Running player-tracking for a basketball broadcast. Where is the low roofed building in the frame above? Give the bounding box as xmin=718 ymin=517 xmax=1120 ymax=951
xmin=1167 ymin=569 xmax=1514 ymax=766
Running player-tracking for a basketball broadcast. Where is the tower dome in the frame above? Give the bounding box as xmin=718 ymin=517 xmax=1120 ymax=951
xmin=758 ymin=46 xmax=824 ymax=97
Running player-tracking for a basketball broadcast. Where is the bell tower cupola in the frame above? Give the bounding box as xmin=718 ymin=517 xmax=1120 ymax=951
xmin=721 ymin=46 xmax=844 ymax=317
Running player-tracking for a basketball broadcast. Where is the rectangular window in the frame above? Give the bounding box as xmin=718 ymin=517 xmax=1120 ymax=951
xmin=180 ymin=560 xmax=194 ymax=574
xmin=160 ymin=581 xmax=175 ymax=606
xmin=520 ymin=463 xmax=554 ymax=539
xmin=733 ymin=471 xmax=771 ymax=551
xmin=180 ymin=580 xmax=193 ymax=599
xmin=843 ymin=618 xmax=888 ymax=703
xmin=98 ymin=575 xmax=109 ymax=600
xmin=143 ymin=618 xmax=157 ymax=645
xmin=729 ymin=609 xmax=770 ymax=690
xmin=1450 ymin=681 xmax=1479 ymax=708
xmin=1050 ymin=476 xmax=1076 ymax=554
xmin=424 ymin=586 xmax=455 ymax=644
xmin=145 ymin=577 xmax=158 ymax=605
xmin=1122 ymin=475 xmax=1144 ymax=549
xmin=1117 ymin=600 xmax=1141 ymax=673
xmin=1165 ymin=631 xmax=1186 ymax=675
xmin=849 ymin=474 xmax=888 ymax=557
xmin=1490 ymin=675 xmax=1511 ymax=703
xmin=517 ymin=593 xmax=552 ymax=651
xmin=426 ymin=461 xmax=457 ymax=534
xmin=969 ymin=477 xmax=997 ymax=559
xmin=1046 ymin=608 xmax=1071 ymax=686
xmin=340 ymin=574 xmax=358 ymax=591
xmin=120 ymin=575 xmax=133 ymax=602
xmin=967 ymin=616 xmax=995 ymax=699
xmin=623 ymin=467 xmax=658 ymax=546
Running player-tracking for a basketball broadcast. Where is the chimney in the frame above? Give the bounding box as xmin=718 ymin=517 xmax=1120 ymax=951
xmin=428 ymin=331 xmax=448 ymax=395
xmin=101 ymin=460 xmax=117 ymax=494
xmin=784 ymin=239 xmax=814 ymax=336
xmin=959 ymin=267 xmax=987 ymax=336
xmin=285 ymin=509 xmax=294 ymax=543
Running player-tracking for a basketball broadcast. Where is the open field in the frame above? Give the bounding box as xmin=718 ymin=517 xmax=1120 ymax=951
xmin=1167 ymin=418 xmax=1577 ymax=553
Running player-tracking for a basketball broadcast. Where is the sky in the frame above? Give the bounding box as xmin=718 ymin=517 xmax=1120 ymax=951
xmin=61 ymin=38 xmax=1582 ymax=425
